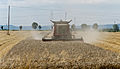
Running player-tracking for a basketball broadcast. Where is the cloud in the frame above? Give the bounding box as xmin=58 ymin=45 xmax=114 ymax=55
xmin=7 ymin=0 xmax=109 ymax=7
xmin=11 ymin=0 xmax=56 ymax=7
xmin=1 ymin=0 xmax=120 ymax=7
xmin=0 ymin=1 xmax=7 ymax=8
xmin=64 ymin=0 xmax=107 ymax=4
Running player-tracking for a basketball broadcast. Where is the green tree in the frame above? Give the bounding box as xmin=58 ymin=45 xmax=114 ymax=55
xmin=19 ymin=26 xmax=22 ymax=30
xmin=113 ymin=24 xmax=119 ymax=32
xmin=32 ymin=22 xmax=38 ymax=30
xmin=38 ymin=25 xmax=42 ymax=30
xmin=92 ymin=23 xmax=98 ymax=30
xmin=71 ymin=24 xmax=75 ymax=31
xmin=81 ymin=24 xmax=88 ymax=31
xmin=1 ymin=26 xmax=3 ymax=30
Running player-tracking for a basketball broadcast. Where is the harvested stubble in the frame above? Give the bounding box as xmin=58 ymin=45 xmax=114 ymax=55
xmin=0 ymin=39 xmax=120 ymax=69
xmin=0 ymin=31 xmax=30 ymax=59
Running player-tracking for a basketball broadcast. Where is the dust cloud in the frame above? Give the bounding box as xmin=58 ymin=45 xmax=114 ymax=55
xmin=30 ymin=31 xmax=50 ymax=40
xmin=30 ymin=31 xmax=44 ymax=40
xmin=75 ymin=29 xmax=103 ymax=43
xmin=30 ymin=29 xmax=104 ymax=43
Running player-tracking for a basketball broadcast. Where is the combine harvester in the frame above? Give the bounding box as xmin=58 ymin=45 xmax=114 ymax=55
xmin=42 ymin=20 xmax=83 ymax=42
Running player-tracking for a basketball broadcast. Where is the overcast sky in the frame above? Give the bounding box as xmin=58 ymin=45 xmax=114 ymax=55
xmin=1 ymin=0 xmax=120 ymax=26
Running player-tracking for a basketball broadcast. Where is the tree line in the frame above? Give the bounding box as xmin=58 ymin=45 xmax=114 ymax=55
xmin=71 ymin=23 xmax=120 ymax=32
xmin=0 ymin=22 xmax=42 ymax=31
xmin=102 ymin=24 xmax=119 ymax=32
xmin=32 ymin=22 xmax=41 ymax=30
xmin=0 ymin=22 xmax=119 ymax=32
xmin=71 ymin=23 xmax=99 ymax=31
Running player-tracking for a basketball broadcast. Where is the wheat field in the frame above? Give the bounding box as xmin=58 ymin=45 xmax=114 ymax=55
xmin=0 ymin=31 xmax=120 ymax=68
xmin=0 ymin=31 xmax=30 ymax=59
xmin=0 ymin=31 xmax=120 ymax=58
xmin=74 ymin=31 xmax=120 ymax=53
xmin=92 ymin=32 xmax=120 ymax=53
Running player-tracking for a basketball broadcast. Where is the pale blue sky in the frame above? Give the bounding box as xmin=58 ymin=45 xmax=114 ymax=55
xmin=1 ymin=0 xmax=120 ymax=26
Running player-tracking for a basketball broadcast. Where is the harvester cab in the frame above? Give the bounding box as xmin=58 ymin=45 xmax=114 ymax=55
xmin=42 ymin=20 xmax=83 ymax=41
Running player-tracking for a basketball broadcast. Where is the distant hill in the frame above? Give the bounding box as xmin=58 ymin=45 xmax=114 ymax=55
xmin=0 ymin=25 xmax=51 ymax=30
xmin=99 ymin=24 xmax=120 ymax=29
xmin=0 ymin=25 xmax=19 ymax=30
xmin=22 ymin=26 xmax=51 ymax=30
xmin=76 ymin=24 xmax=120 ymax=30
xmin=0 ymin=24 xmax=120 ymax=30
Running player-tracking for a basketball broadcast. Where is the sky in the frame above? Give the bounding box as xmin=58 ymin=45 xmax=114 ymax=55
xmin=1 ymin=0 xmax=120 ymax=26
